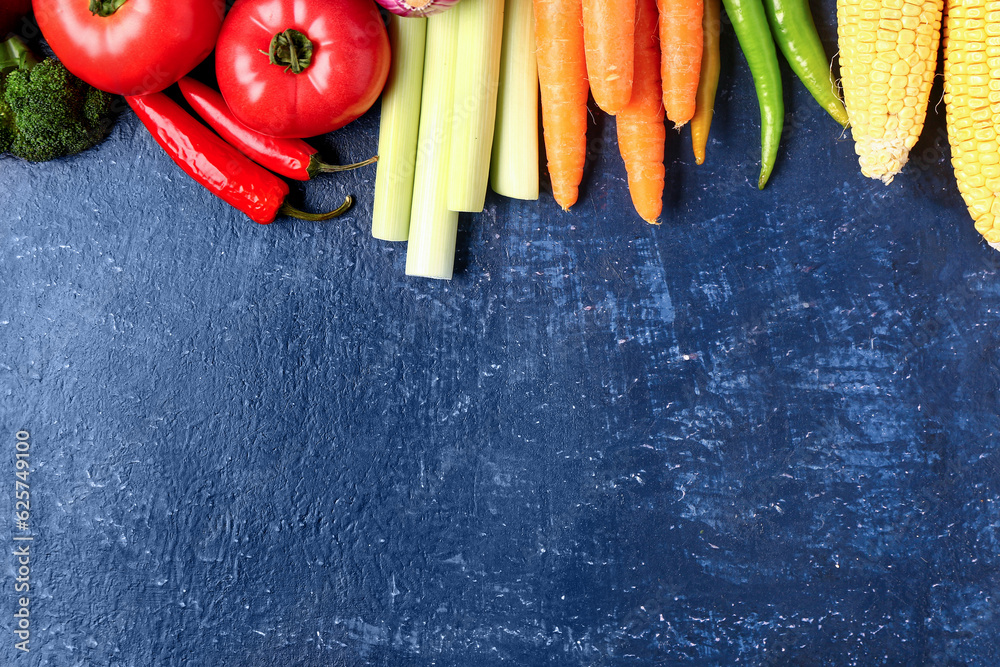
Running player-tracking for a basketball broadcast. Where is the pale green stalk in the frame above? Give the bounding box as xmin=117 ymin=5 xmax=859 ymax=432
xmin=490 ymin=0 xmax=539 ymax=200
xmin=372 ymin=16 xmax=427 ymax=242
xmin=446 ymin=0 xmax=505 ymax=213
xmin=405 ymin=11 xmax=461 ymax=280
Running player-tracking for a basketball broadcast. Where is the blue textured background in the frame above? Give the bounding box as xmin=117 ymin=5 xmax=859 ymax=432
xmin=2 ymin=4 xmax=1000 ymax=665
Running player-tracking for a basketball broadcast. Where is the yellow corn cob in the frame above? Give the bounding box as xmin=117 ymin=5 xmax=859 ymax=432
xmin=838 ymin=0 xmax=943 ymax=183
xmin=944 ymin=0 xmax=1000 ymax=247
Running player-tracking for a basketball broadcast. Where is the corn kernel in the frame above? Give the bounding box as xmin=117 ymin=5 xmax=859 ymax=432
xmin=980 ymin=152 xmax=1000 ymax=166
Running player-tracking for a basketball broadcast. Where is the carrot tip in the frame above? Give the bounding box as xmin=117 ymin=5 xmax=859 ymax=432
xmin=595 ymin=98 xmax=625 ymax=116
xmin=556 ymin=198 xmax=575 ymax=212
xmin=694 ymin=156 xmax=705 ymax=166
xmin=554 ymin=188 xmax=579 ymax=212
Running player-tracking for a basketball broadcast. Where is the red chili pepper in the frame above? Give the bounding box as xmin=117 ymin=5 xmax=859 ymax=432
xmin=177 ymin=77 xmax=376 ymax=181
xmin=126 ymin=93 xmax=351 ymax=225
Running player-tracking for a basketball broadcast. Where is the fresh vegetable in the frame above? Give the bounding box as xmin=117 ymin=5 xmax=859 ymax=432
xmin=406 ymin=10 xmax=461 ymax=279
xmin=582 ymin=0 xmax=634 ymax=115
xmin=33 ymin=0 xmax=225 ymax=96
xmin=126 ymin=93 xmax=352 ymax=225
xmin=838 ymin=0 xmax=942 ymax=183
xmin=215 ymin=0 xmax=391 ymax=139
xmin=657 ymin=0 xmax=704 ymax=127
xmin=691 ymin=0 xmax=721 ymax=164
xmin=178 ymin=77 xmax=375 ymax=182
xmin=448 ymin=0 xmax=505 ymax=213
xmin=535 ymin=0 xmax=589 ymax=210
xmin=943 ymin=0 xmax=1000 ymax=248
xmin=375 ymin=0 xmax=464 ymax=15
xmin=1 ymin=0 xmax=31 ymax=35
xmin=0 ymin=36 xmax=115 ymax=162
xmin=617 ymin=0 xmax=665 ymax=223
xmin=372 ymin=16 xmax=428 ymax=242
xmin=764 ymin=0 xmax=847 ymax=126
xmin=721 ymin=0 xmax=783 ymax=188
xmin=490 ymin=0 xmax=539 ymax=201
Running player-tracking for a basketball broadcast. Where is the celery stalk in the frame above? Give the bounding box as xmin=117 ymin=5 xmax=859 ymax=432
xmin=446 ymin=0 xmax=505 ymax=213
xmin=372 ymin=16 xmax=427 ymax=242
xmin=405 ymin=11 xmax=461 ymax=280
xmin=490 ymin=0 xmax=539 ymax=200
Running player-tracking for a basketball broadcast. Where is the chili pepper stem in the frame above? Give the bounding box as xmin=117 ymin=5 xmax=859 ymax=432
xmin=307 ymin=154 xmax=378 ymax=178
xmin=279 ymin=196 xmax=353 ymax=221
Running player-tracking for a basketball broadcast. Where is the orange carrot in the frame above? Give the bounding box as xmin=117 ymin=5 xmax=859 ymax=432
xmin=582 ymin=0 xmax=635 ymax=115
xmin=617 ymin=0 xmax=665 ymax=223
xmin=534 ymin=0 xmax=589 ymax=211
xmin=657 ymin=0 xmax=704 ymax=126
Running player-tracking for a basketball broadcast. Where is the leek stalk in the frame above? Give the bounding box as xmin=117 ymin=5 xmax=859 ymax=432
xmin=446 ymin=0 xmax=505 ymax=213
xmin=490 ymin=0 xmax=539 ymax=200
xmin=405 ymin=10 xmax=461 ymax=280
xmin=372 ymin=16 xmax=428 ymax=241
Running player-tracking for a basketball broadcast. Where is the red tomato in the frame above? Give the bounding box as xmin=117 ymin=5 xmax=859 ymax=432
xmin=215 ymin=0 xmax=391 ymax=139
xmin=32 ymin=0 xmax=225 ymax=96
xmin=0 ymin=0 xmax=31 ymax=35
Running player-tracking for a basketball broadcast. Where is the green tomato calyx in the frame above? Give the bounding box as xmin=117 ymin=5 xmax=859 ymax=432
xmin=268 ymin=30 xmax=314 ymax=75
xmin=89 ymin=0 xmax=129 ymax=17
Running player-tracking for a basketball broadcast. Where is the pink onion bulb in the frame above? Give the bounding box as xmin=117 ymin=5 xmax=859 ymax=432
xmin=375 ymin=0 xmax=463 ymax=17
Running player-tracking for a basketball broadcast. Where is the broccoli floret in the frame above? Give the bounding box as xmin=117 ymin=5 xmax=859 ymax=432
xmin=0 ymin=99 xmax=13 ymax=154
xmin=84 ymin=86 xmax=115 ymax=130
xmin=0 ymin=37 xmax=116 ymax=163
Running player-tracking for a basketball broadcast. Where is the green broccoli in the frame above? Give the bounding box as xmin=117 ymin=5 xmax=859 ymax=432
xmin=0 ymin=36 xmax=116 ymax=162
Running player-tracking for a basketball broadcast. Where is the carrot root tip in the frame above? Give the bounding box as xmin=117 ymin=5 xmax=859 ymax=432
xmin=554 ymin=187 xmax=579 ymax=212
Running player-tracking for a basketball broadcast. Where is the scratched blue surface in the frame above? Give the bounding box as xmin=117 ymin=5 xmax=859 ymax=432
xmin=1 ymin=4 xmax=1000 ymax=666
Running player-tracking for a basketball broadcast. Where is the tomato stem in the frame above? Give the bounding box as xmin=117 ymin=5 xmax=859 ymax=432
xmin=279 ymin=196 xmax=353 ymax=221
xmin=268 ymin=29 xmax=314 ymax=74
xmin=89 ymin=0 xmax=129 ymax=17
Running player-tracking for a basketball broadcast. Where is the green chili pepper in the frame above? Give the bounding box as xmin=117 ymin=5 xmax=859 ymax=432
xmin=721 ymin=0 xmax=783 ymax=189
xmin=763 ymin=0 xmax=848 ymax=127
